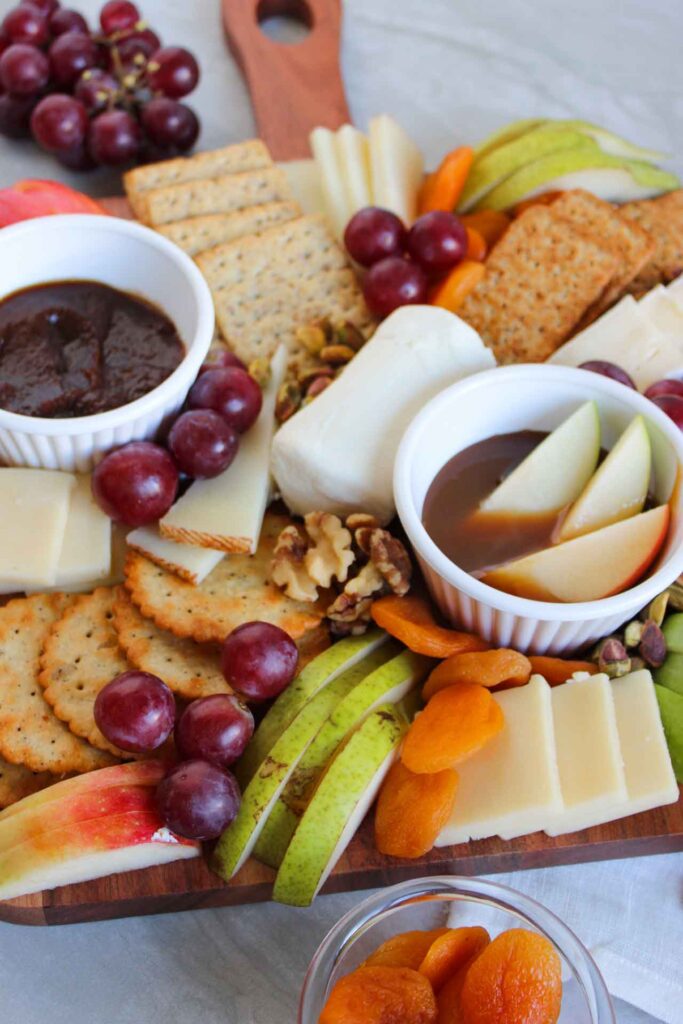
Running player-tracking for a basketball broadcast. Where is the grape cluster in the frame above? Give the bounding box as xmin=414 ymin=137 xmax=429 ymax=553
xmin=0 ymin=0 xmax=200 ymax=169
xmin=579 ymin=361 xmax=683 ymax=431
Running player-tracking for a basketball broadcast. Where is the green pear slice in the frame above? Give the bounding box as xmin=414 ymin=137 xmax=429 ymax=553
xmin=272 ymin=705 xmax=406 ymax=906
xmin=558 ymin=416 xmax=651 ymax=542
xmin=475 ymin=150 xmax=680 ymax=211
xmin=654 ymin=685 xmax=683 ymax=782
xmin=458 ymin=126 xmax=598 ymax=211
xmin=253 ymin=650 xmax=431 ymax=868
xmin=481 ymin=401 xmax=600 ymax=516
xmin=472 ymin=118 xmax=546 ymax=160
xmin=235 ymin=628 xmax=389 ymax=787
xmin=655 ymin=653 xmax=683 ymax=697
xmin=558 ymin=120 xmax=667 ymax=162
xmin=662 ymin=614 xmax=683 ymax=654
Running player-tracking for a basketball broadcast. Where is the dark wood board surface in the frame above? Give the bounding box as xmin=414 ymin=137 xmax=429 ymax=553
xmin=2 ymin=788 xmax=680 ymax=926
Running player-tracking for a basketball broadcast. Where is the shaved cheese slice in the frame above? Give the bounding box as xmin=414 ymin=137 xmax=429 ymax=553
xmin=279 ymin=159 xmax=327 ymax=218
xmin=54 ymin=475 xmax=111 ymax=587
xmin=159 ymin=346 xmax=287 ymax=553
xmin=369 ymin=114 xmax=424 ymax=224
xmin=0 ymin=469 xmax=75 ymax=591
xmin=336 ymin=124 xmax=372 ymax=214
xmin=127 ymin=525 xmax=223 ymax=584
xmin=310 ymin=127 xmax=351 ymax=237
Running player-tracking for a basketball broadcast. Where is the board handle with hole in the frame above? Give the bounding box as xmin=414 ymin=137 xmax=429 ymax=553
xmin=221 ymin=0 xmax=350 ymax=159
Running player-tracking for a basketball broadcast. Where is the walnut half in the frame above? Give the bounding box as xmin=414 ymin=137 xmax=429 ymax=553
xmin=270 ymin=525 xmax=319 ymax=602
xmin=304 ymin=512 xmax=355 ymax=588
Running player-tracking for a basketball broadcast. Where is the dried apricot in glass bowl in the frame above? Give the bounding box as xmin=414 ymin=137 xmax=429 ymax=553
xmin=298 ymin=877 xmax=615 ymax=1024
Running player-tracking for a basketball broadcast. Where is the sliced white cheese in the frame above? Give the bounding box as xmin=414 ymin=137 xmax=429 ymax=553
xmin=369 ymin=114 xmax=424 ymax=224
xmin=544 ymin=674 xmax=628 ymax=836
xmin=160 ymin=345 xmax=287 ymax=553
xmin=638 ymin=284 xmax=683 ymax=335
xmin=549 ymin=294 xmax=683 ymax=389
xmin=435 ymin=676 xmax=563 ymax=847
xmin=335 ymin=124 xmax=373 ymax=214
xmin=279 ymin=159 xmax=327 ymax=219
xmin=54 ymin=475 xmax=111 ymax=588
xmin=310 ymin=127 xmax=351 ymax=237
xmin=666 ymin=275 xmax=683 ymax=310
xmin=271 ymin=306 xmax=495 ymax=523
xmin=127 ymin=525 xmax=223 ymax=584
xmin=0 ymin=469 xmax=75 ymax=592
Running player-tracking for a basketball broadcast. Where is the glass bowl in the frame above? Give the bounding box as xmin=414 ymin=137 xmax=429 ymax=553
xmin=298 ymin=876 xmax=615 ymax=1023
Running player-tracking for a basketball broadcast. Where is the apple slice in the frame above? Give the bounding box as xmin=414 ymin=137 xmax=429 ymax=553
xmin=481 ymin=401 xmax=600 ymax=515
xmin=482 ymin=505 xmax=670 ymax=602
xmin=272 ymin=705 xmax=406 ymax=907
xmin=558 ymin=416 xmax=652 ymax=541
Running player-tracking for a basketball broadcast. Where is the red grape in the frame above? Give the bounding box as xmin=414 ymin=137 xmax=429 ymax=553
xmin=407 ymin=210 xmax=467 ymax=273
xmin=0 ymin=91 xmax=37 ymax=136
xmin=649 ymin=394 xmax=683 ymax=430
xmin=49 ymin=30 xmax=98 ymax=86
xmin=167 ymin=409 xmax=239 ymax=479
xmin=74 ymin=67 xmax=118 ymax=112
xmin=175 ymin=695 xmax=254 ymax=769
xmin=91 ymin=440 xmax=179 ymax=526
xmin=100 ymin=0 xmax=139 ymax=35
xmin=0 ymin=29 xmax=10 ymax=58
xmin=578 ymin=360 xmax=636 ymax=389
xmin=20 ymin=0 xmax=59 ymax=14
xmin=0 ymin=43 xmax=49 ymax=95
xmin=94 ymin=671 xmax=175 ymax=753
xmin=115 ymin=27 xmax=160 ymax=64
xmin=344 ymin=207 xmax=407 ymax=267
xmin=88 ymin=107 xmax=141 ymax=164
xmin=199 ymin=350 xmax=246 ymax=373
xmin=156 ymin=759 xmax=241 ymax=841
xmin=645 ymin=378 xmax=683 ymax=401
xmin=221 ymin=621 xmax=299 ymax=701
xmin=31 ymin=93 xmax=87 ymax=152
xmin=148 ymin=45 xmax=199 ymax=99
xmin=141 ymin=97 xmax=198 ymax=151
xmin=187 ymin=367 xmax=262 ymax=434
xmin=3 ymin=5 xmax=49 ymax=47
xmin=362 ymin=256 xmax=428 ymax=318
xmin=56 ymin=141 xmax=95 ymax=170
xmin=49 ymin=7 xmax=88 ymax=36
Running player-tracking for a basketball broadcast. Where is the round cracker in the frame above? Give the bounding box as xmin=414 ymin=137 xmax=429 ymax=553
xmin=0 ymin=756 xmax=55 ymax=810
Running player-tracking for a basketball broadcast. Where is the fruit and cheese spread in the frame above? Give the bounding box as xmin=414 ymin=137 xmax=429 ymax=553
xmin=0 ymin=280 xmax=184 ymax=418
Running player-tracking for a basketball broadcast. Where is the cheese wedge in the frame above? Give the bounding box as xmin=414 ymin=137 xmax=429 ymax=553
xmin=279 ymin=159 xmax=326 ymax=219
xmin=271 ymin=306 xmax=495 ymax=524
xmin=127 ymin=525 xmax=223 ymax=584
xmin=435 ymin=676 xmax=562 ymax=846
xmin=544 ymin=674 xmax=628 ymax=836
xmin=0 ymin=469 xmax=75 ymax=592
xmin=310 ymin=127 xmax=351 ymax=237
xmin=160 ymin=346 xmax=286 ymax=553
xmin=369 ymin=114 xmax=424 ymax=224
xmin=336 ymin=124 xmax=373 ymax=214
xmin=53 ymin=475 xmax=111 ymax=588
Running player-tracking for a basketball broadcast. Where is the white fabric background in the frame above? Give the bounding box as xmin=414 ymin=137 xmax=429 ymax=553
xmin=0 ymin=1 xmax=682 ymax=1021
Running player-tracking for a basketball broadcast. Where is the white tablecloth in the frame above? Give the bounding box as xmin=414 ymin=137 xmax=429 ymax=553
xmin=0 ymin=1 xmax=682 ymax=1020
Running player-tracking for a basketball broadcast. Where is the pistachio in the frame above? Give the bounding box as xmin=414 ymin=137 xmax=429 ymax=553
xmin=643 ymin=591 xmax=669 ymax=627
xmin=306 ymin=375 xmax=333 ymax=399
xmin=320 ymin=343 xmax=356 ymax=365
xmin=247 ymin=356 xmax=271 ymax=387
xmin=623 ymin=620 xmax=644 ymax=648
xmin=297 ymin=364 xmax=334 ymax=389
xmin=275 ymin=380 xmax=302 ymax=423
xmin=667 ymin=581 xmax=683 ymax=611
xmin=334 ymin=320 xmax=365 ymax=351
xmin=638 ymin=619 xmax=667 ymax=668
xmin=295 ymin=324 xmax=327 ymax=356
xmin=629 ymin=656 xmax=647 ymax=673
xmin=594 ymin=637 xmax=631 ymax=677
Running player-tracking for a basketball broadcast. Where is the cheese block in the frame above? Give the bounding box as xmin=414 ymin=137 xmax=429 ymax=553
xmin=336 ymin=124 xmax=373 ymax=215
xmin=544 ymin=674 xmax=628 ymax=836
xmin=638 ymin=284 xmax=683 ymax=334
xmin=435 ymin=676 xmax=562 ymax=846
xmin=127 ymin=525 xmax=223 ymax=584
xmin=310 ymin=127 xmax=351 ymax=237
xmin=0 ymin=469 xmax=75 ymax=591
xmin=271 ymin=306 xmax=495 ymax=524
xmin=369 ymin=114 xmax=424 ymax=224
xmin=54 ymin=475 xmax=111 ymax=588
xmin=160 ymin=345 xmax=286 ymax=553
xmin=549 ymin=295 xmax=683 ymax=389
xmin=667 ymin=274 xmax=683 ymax=309
xmin=279 ymin=159 xmax=326 ymax=219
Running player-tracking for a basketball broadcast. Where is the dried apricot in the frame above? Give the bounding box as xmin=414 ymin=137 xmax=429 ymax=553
xmin=365 ymin=929 xmax=451 ymax=970
xmin=465 ymin=227 xmax=487 ymax=261
xmin=511 ymin=190 xmax=564 ymax=216
xmin=460 ymin=210 xmax=510 ymax=248
xmin=402 ymin=683 xmax=504 ymax=773
xmin=528 ymin=656 xmax=598 ymax=686
xmin=423 ymin=650 xmax=531 ymax=700
xmin=319 ymin=966 xmax=438 ymax=1024
xmin=419 ymin=927 xmax=490 ymax=991
xmin=371 ymin=596 xmax=489 ymax=658
xmin=459 ymin=928 xmax=562 ymax=1024
xmin=375 ymin=760 xmax=459 ymax=858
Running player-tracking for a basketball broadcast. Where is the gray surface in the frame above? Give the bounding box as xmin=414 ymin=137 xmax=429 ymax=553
xmin=0 ymin=0 xmax=681 ymax=1020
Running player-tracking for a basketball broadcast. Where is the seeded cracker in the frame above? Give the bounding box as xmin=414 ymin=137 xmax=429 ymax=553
xmin=124 ymin=513 xmax=328 ymax=645
xmin=39 ymin=587 xmax=133 ymax=758
xmin=155 ymin=202 xmax=301 ymax=257
xmin=621 ymin=189 xmax=683 ymax=293
xmin=137 ymin=166 xmax=293 ymax=227
xmin=0 ymin=594 xmax=116 ymax=774
xmin=458 ymin=204 xmax=618 ymax=363
xmin=0 ymin=757 xmax=55 ymax=810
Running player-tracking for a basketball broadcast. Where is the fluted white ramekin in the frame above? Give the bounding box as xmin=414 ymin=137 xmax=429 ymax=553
xmin=394 ymin=364 xmax=683 ymax=654
xmin=0 ymin=214 xmax=214 ymax=471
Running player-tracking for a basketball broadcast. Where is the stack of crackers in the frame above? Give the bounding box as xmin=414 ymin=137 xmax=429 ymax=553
xmin=124 ymin=141 xmax=373 ymax=367
xmin=459 ymin=188 xmax=683 ymax=363
xmin=0 ymin=513 xmax=328 ymax=809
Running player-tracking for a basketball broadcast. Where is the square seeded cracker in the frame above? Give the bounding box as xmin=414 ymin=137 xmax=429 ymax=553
xmin=136 ymin=166 xmax=294 ymax=227
xmin=155 ymin=202 xmax=301 ymax=257
xmin=458 ymin=204 xmax=618 ymax=363
xmin=621 ymin=189 xmax=683 ymax=293
xmin=124 ymin=139 xmax=272 ymax=218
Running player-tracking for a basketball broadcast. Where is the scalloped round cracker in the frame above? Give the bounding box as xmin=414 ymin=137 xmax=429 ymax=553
xmin=0 ymin=756 xmax=55 ymax=810
xmin=0 ymin=594 xmax=116 ymax=774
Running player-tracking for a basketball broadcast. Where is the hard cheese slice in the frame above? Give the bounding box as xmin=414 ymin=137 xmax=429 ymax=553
xmin=0 ymin=469 xmax=75 ymax=591
xmin=336 ymin=124 xmax=373 ymax=214
xmin=544 ymin=673 xmax=628 ymax=836
xmin=279 ymin=159 xmax=326 ymax=219
xmin=369 ymin=114 xmax=424 ymax=224
xmin=435 ymin=675 xmax=562 ymax=846
xmin=127 ymin=525 xmax=223 ymax=584
xmin=310 ymin=127 xmax=351 ymax=237
xmin=638 ymin=284 xmax=683 ymax=334
xmin=159 ymin=345 xmax=286 ymax=553
xmin=54 ymin=475 xmax=111 ymax=588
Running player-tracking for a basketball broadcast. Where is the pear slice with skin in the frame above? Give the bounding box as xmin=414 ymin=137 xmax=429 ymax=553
xmin=272 ymin=705 xmax=406 ymax=907
xmin=475 ymin=150 xmax=679 ymax=211
xmin=472 ymin=118 xmax=546 ymax=161
xmin=558 ymin=416 xmax=651 ymax=542
xmin=481 ymin=401 xmax=600 ymax=516
xmin=235 ymin=629 xmax=389 ymax=787
xmin=557 ymin=120 xmax=667 ymax=163
xmin=253 ymin=650 xmax=431 ymax=868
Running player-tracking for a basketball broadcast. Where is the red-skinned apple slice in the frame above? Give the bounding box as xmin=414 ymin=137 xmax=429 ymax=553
xmin=482 ymin=505 xmax=670 ymax=602
xmin=0 ymin=179 xmax=107 ymax=227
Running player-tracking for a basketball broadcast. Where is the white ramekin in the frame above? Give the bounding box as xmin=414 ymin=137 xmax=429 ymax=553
xmin=394 ymin=364 xmax=683 ymax=654
xmin=0 ymin=214 xmax=215 ymax=471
